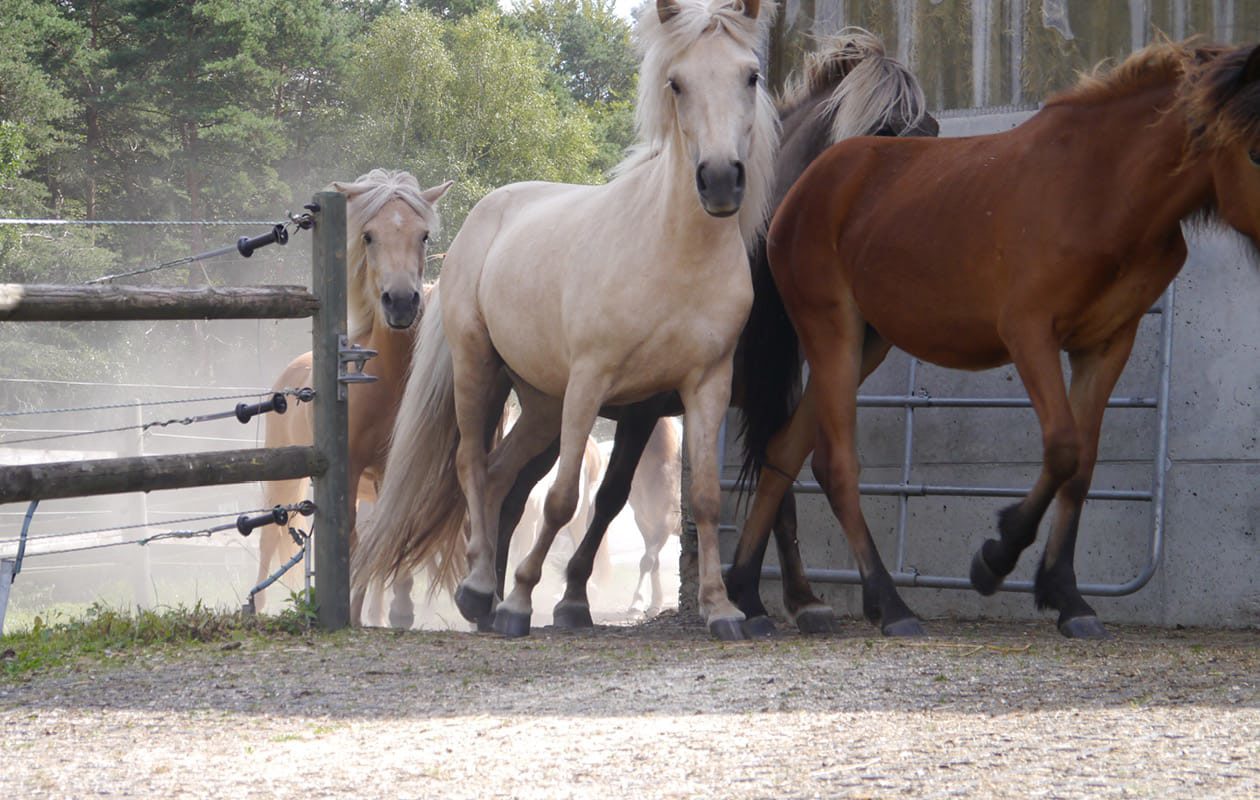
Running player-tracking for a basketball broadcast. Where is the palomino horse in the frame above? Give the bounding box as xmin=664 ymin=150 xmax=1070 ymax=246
xmin=494 ymin=29 xmax=936 ymax=637
xmin=354 ymin=0 xmax=778 ymax=639
xmin=741 ymin=39 xmax=1260 ymax=639
xmin=257 ymin=169 xmax=451 ymax=625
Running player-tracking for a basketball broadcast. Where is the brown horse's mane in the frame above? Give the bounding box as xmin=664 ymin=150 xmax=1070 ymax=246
xmin=1048 ymin=38 xmax=1260 ymax=156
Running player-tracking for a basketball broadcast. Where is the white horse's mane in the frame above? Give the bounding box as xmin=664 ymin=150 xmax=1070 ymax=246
xmin=330 ymin=168 xmax=442 ymax=341
xmin=612 ymin=0 xmax=780 ymax=247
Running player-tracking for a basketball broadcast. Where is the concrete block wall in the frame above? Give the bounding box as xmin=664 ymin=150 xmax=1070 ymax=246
xmin=697 ymin=109 xmax=1260 ymax=630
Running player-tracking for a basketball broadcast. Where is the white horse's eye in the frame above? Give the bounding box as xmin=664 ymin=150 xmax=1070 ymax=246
xmin=666 ymin=78 xmax=681 ymax=95
xmin=363 ymin=231 xmax=374 ymax=245
xmin=747 ymin=71 xmax=760 ymax=87
xmin=422 ymin=232 xmax=429 ymax=243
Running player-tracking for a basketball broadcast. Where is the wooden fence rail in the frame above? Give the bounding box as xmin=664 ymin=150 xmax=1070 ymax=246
xmin=0 ymin=191 xmax=351 ymax=629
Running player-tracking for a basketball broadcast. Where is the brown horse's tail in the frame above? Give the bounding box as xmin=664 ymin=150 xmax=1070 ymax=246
xmin=352 ymin=286 xmax=466 ymax=599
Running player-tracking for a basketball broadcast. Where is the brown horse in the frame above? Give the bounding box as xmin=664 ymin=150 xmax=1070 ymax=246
xmin=739 ymin=39 xmax=1260 ymax=639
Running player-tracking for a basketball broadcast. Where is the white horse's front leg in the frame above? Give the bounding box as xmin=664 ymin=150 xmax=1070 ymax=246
xmin=681 ymin=358 xmax=746 ymax=640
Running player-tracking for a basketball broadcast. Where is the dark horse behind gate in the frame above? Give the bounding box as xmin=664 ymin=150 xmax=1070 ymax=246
xmin=738 ymin=38 xmax=1260 ymax=639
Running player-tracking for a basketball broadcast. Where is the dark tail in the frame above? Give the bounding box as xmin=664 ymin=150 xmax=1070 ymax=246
xmin=734 ymin=235 xmax=802 ymax=496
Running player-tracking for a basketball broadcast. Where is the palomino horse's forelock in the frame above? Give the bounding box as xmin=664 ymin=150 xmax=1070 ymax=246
xmin=615 ymin=0 xmax=779 ymax=245
xmin=330 ymin=168 xmax=443 ymax=341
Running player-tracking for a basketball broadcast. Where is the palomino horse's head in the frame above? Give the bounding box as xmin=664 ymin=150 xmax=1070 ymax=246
xmin=331 ymin=170 xmax=453 ymax=334
xmin=638 ymin=0 xmax=776 ymax=225
xmin=1184 ymin=43 xmax=1260 ymax=248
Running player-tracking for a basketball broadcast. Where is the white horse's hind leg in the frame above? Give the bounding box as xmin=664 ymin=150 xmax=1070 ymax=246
xmin=681 ymin=364 xmax=746 ymax=639
xmin=388 ymin=572 xmax=415 ymax=629
xmin=495 ymin=373 xmax=608 ymax=637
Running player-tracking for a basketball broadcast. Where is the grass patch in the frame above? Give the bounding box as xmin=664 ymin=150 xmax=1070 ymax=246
xmin=1 ymin=590 xmax=321 ymax=682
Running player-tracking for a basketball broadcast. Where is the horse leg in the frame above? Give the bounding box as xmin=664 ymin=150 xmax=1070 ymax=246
xmin=497 ymin=440 xmax=560 ymax=599
xmin=555 ymin=412 xmax=656 ymax=629
xmin=799 ymin=303 xmax=921 ymax=637
xmin=495 ymin=371 xmax=609 ymax=637
xmin=727 ymin=384 xmax=819 ymax=634
xmin=680 ymin=363 xmax=748 ymax=640
xmin=970 ymin=321 xmax=1082 ymax=597
xmin=1034 ymin=324 xmax=1140 ymax=639
xmin=387 ymin=572 xmax=416 ymax=630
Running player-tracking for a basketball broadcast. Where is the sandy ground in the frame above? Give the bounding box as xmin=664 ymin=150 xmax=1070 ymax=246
xmin=2 ymin=615 xmax=1258 ymax=799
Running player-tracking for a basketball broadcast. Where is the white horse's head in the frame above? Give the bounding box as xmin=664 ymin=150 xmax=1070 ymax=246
xmin=634 ymin=0 xmax=777 ymax=231
xmin=331 ymin=169 xmax=453 ymax=334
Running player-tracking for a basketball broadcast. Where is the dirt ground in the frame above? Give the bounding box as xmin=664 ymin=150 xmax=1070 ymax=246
xmin=2 ymin=614 xmax=1258 ymax=799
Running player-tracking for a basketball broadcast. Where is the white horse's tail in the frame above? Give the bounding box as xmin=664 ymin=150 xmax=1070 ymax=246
xmin=352 ymin=286 xmax=467 ymax=597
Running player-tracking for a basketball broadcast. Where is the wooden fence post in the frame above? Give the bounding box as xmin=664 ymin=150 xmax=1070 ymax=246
xmin=311 ymin=190 xmax=350 ymax=630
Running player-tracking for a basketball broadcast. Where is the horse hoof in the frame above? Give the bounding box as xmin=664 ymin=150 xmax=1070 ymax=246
xmin=969 ymin=548 xmax=1003 ymax=596
xmin=709 ymin=618 xmax=749 ymax=641
xmin=493 ymin=608 xmax=532 ymax=638
xmin=1059 ymin=615 xmax=1109 ymax=640
xmin=882 ymin=617 xmax=926 ymax=637
xmin=455 ymin=585 xmax=495 ymax=623
xmin=742 ymin=615 xmax=778 ymax=638
xmin=795 ymin=607 xmax=837 ymax=635
xmin=475 ymin=614 xmax=495 ymax=633
xmin=552 ymin=601 xmax=594 ymax=630
xmin=388 ymin=612 xmax=414 ymax=630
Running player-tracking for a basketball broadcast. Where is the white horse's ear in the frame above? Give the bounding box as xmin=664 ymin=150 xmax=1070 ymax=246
xmin=743 ymin=0 xmax=760 ymax=19
xmin=422 ymin=180 xmax=455 ymax=206
xmin=330 ymin=180 xmax=366 ymax=199
xmin=656 ymin=0 xmax=679 ymax=24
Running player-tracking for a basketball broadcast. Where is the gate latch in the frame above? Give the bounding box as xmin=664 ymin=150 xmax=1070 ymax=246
xmin=338 ymin=335 xmax=378 ymax=400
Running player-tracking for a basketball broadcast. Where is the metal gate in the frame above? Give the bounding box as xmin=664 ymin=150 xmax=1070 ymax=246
xmin=719 ymin=286 xmax=1174 ymax=598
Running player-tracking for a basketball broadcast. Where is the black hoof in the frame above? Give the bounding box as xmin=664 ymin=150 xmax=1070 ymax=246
xmin=455 ymin=585 xmax=495 ymax=623
xmin=882 ymin=617 xmax=926 ymax=637
xmin=492 ymin=608 xmax=532 ymax=638
xmin=1058 ymin=615 xmax=1109 ymax=640
xmin=475 ymin=614 xmax=495 ymax=633
xmin=970 ymin=548 xmax=1003 ymax=596
xmin=742 ymin=615 xmax=778 ymax=638
xmin=795 ymin=607 xmax=837 ymax=635
xmin=708 ymin=617 xmax=748 ymax=641
xmin=552 ymin=601 xmax=594 ymax=630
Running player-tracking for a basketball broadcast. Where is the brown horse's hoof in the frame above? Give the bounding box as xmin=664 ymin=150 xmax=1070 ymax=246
xmin=794 ymin=606 xmax=838 ymax=635
xmin=492 ymin=608 xmax=532 ymax=638
xmin=743 ymin=615 xmax=778 ymax=638
xmin=455 ymin=584 xmax=495 ymax=623
xmin=708 ymin=617 xmax=749 ymax=641
xmin=1059 ymin=615 xmax=1109 ymax=640
xmin=882 ymin=617 xmax=926 ymax=637
xmin=552 ymin=600 xmax=594 ymax=630
xmin=969 ymin=548 xmax=1003 ymax=596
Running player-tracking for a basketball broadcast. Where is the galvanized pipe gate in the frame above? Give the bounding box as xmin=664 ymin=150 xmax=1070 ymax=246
xmin=0 ymin=191 xmax=354 ymax=630
xmin=719 ymin=289 xmax=1174 ymax=598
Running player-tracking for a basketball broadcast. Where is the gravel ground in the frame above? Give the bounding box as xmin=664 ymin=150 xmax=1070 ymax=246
xmin=2 ymin=614 xmax=1258 ymax=799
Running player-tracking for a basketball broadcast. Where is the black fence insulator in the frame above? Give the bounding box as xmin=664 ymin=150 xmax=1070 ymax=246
xmin=234 ymin=392 xmax=288 ymax=424
xmin=295 ymin=499 xmax=316 ymax=517
xmin=236 ymin=505 xmax=289 ymax=536
xmin=293 ymin=387 xmax=316 ymax=403
xmin=237 ymin=224 xmax=289 ymax=258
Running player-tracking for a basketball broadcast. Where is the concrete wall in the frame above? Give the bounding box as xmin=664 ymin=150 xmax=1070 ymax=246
xmin=701 ymin=109 xmax=1260 ymax=629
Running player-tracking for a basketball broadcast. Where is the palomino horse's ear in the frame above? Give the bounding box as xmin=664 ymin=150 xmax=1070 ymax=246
xmin=743 ymin=0 xmax=760 ymax=19
xmin=329 ymin=180 xmax=365 ymax=199
xmin=422 ymin=180 xmax=454 ymax=206
xmin=1243 ymin=44 xmax=1260 ymax=85
xmin=656 ymin=0 xmax=679 ymax=24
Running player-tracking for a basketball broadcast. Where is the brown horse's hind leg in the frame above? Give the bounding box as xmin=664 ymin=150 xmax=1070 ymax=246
xmin=971 ymin=321 xmax=1083 ymax=598
xmin=1034 ymin=324 xmax=1140 ymax=639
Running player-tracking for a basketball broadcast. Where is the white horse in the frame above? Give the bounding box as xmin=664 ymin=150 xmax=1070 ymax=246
xmin=354 ymin=0 xmax=778 ymax=640
xmin=258 ymin=169 xmax=451 ymax=625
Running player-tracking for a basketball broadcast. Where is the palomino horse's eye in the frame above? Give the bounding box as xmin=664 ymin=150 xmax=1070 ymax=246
xmin=363 ymin=231 xmax=374 ymax=245
xmin=747 ymin=71 xmax=760 ymax=87
xmin=666 ymin=78 xmax=681 ymax=95
xmin=422 ymin=232 xmax=429 ymax=243
xmin=1249 ymin=150 xmax=1260 ymax=167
